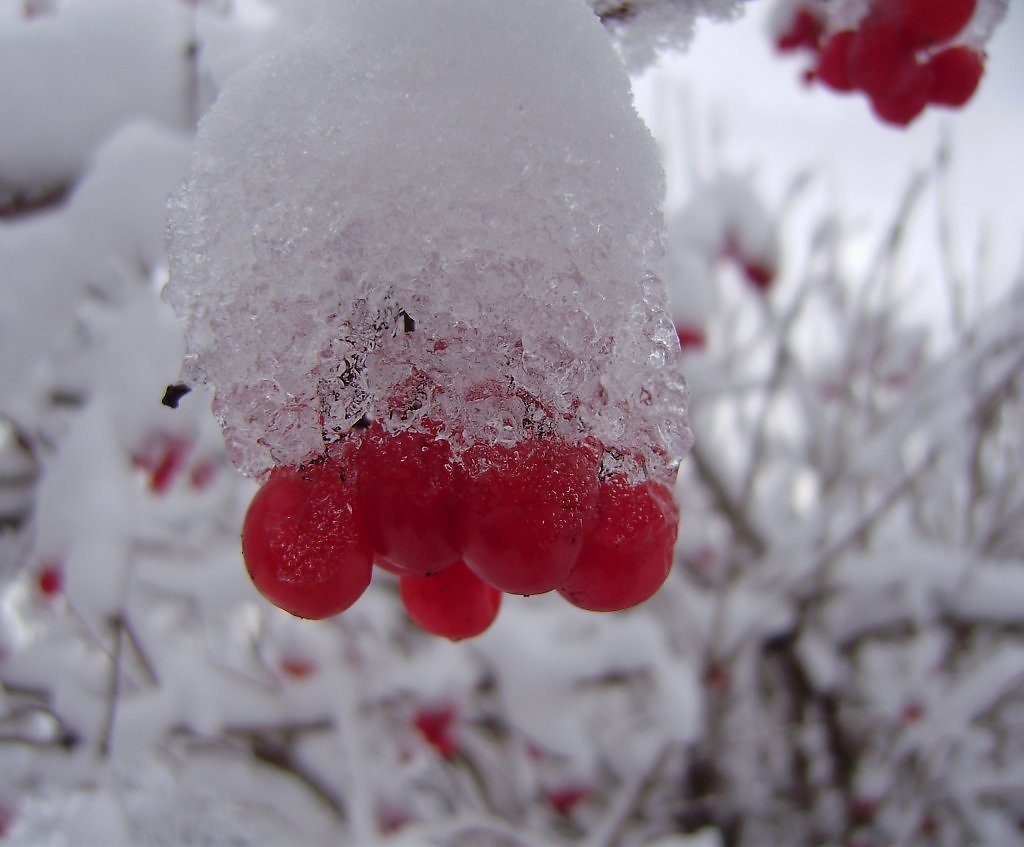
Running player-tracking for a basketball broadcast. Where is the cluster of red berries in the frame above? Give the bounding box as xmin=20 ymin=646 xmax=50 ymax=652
xmin=241 ymin=423 xmax=680 ymax=639
xmin=777 ymin=0 xmax=985 ymax=126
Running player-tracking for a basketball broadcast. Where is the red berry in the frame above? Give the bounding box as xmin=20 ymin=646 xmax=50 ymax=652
xmin=675 ymin=323 xmax=707 ymax=351
xmin=376 ymin=804 xmax=411 ymax=834
xmin=869 ymin=59 xmax=934 ymax=126
xmin=776 ymin=7 xmax=824 ymax=52
xmin=461 ymin=438 xmax=599 ymax=595
xmin=705 ymin=665 xmax=731 ymax=692
xmin=742 ymin=260 xmax=775 ymax=291
xmin=721 ymin=236 xmax=776 ymax=293
xmin=927 ymin=46 xmax=985 ymax=107
xmin=152 ymin=439 xmax=188 ymax=493
xmin=901 ymin=701 xmax=926 ymax=725
xmin=37 ymin=564 xmax=63 ymax=596
xmin=892 ymin=0 xmax=976 ymax=46
xmin=241 ymin=456 xmax=373 ymax=620
xmin=816 ymin=30 xmax=857 ymax=92
xmin=559 ymin=479 xmax=678 ymax=612
xmin=547 ymin=785 xmax=591 ymax=816
xmin=188 ymin=459 xmax=217 ymax=490
xmin=399 ymin=560 xmax=501 ymax=640
xmin=847 ymin=22 xmax=917 ymax=99
xmin=413 ymin=704 xmax=459 ymax=759
xmin=279 ymin=656 xmax=317 ymax=679
xmin=851 ymin=796 xmax=879 ymax=824
xmin=134 ymin=435 xmax=191 ymax=494
xmin=354 ymin=424 xmax=462 ymax=575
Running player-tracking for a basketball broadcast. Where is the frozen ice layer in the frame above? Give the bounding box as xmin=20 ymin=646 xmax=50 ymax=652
xmin=164 ymin=0 xmax=692 ymax=484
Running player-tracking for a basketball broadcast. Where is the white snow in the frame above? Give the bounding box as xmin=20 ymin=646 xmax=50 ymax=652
xmin=593 ymin=0 xmax=749 ymax=70
xmin=0 ymin=1 xmax=194 ymax=194
xmin=164 ymin=0 xmax=692 ymax=484
xmin=2 ymin=1 xmax=1023 ymax=845
xmin=0 ymin=121 xmax=191 ymax=429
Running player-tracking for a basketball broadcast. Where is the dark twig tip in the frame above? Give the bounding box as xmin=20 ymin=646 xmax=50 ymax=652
xmin=162 ymin=383 xmax=192 ymax=408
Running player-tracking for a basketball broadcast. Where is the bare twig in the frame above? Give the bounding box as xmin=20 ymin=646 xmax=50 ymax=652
xmin=246 ymin=734 xmax=347 ymax=821
xmin=738 ymin=271 xmax=812 ymax=507
xmin=121 ymin=612 xmax=160 ymax=687
xmin=934 ymin=136 xmax=967 ymax=334
xmin=98 ymin=614 xmax=126 ymax=758
xmin=0 ymin=182 xmax=72 ymax=220
xmin=173 ymin=721 xmax=346 ymax=820
xmin=802 ymin=445 xmax=939 ymax=594
xmin=587 ymin=743 xmax=675 ymax=847
xmin=421 ymin=813 xmax=555 ymax=847
xmin=689 ymin=441 xmax=767 ymax=558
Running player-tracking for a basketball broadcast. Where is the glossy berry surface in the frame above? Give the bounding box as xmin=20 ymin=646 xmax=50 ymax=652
xmin=559 ymin=479 xmax=679 ymax=612
xmin=399 ymin=560 xmax=501 ymax=640
xmin=354 ymin=424 xmax=462 ymax=575
xmin=461 ymin=437 xmax=599 ymax=595
xmin=242 ymin=457 xmax=373 ymax=619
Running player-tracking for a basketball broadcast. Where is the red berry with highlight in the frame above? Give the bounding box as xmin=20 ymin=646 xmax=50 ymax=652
xmin=242 ymin=456 xmax=372 ymax=620
xmin=559 ymin=479 xmax=679 ymax=612
xmin=399 ymin=560 xmax=501 ymax=640
xmin=461 ymin=438 xmax=599 ymax=595
xmin=355 ymin=424 xmax=462 ymax=575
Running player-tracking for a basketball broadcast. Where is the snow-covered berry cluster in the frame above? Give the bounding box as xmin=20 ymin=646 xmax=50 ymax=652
xmin=164 ymin=0 xmax=693 ymax=627
xmin=242 ymin=425 xmax=679 ymax=638
xmin=774 ymin=0 xmax=1007 ymax=125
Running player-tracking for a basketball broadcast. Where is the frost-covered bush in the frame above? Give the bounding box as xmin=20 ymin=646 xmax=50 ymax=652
xmin=2 ymin=1 xmax=1023 ymax=846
